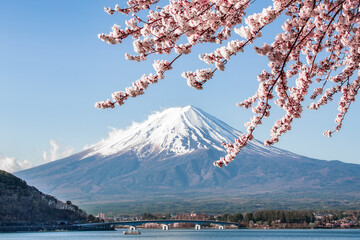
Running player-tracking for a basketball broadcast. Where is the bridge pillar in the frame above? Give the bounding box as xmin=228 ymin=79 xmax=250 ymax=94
xmin=162 ymin=224 xmax=169 ymax=230
xmin=195 ymin=224 xmax=201 ymax=230
xmin=219 ymin=225 xmax=224 ymax=229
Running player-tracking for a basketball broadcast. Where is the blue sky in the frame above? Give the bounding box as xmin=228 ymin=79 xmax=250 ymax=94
xmin=1 ymin=0 xmax=359 ymax=172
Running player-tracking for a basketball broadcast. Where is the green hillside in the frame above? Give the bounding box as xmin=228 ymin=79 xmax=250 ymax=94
xmin=0 ymin=170 xmax=87 ymax=224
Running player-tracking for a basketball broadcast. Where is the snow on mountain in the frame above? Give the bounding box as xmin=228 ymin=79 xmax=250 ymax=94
xmin=14 ymin=105 xmax=360 ymax=210
xmin=84 ymin=105 xmax=296 ymax=160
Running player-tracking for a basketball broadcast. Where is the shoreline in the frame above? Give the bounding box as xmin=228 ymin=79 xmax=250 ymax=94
xmin=2 ymin=225 xmax=359 ymax=233
xmin=0 ymin=224 xmax=115 ymax=233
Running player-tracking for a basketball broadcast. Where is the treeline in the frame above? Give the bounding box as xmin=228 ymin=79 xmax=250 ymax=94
xmin=249 ymin=210 xmax=314 ymax=223
xmin=142 ymin=213 xmax=172 ymax=220
xmin=141 ymin=210 xmax=316 ymax=224
xmin=219 ymin=210 xmax=315 ymax=224
xmin=216 ymin=213 xmax=244 ymax=222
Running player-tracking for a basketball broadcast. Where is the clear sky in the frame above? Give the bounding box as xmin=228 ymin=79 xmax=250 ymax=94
xmin=1 ymin=0 xmax=359 ymax=172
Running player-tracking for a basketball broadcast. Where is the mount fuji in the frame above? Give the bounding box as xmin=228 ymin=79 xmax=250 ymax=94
xmin=15 ymin=106 xmax=360 ymax=212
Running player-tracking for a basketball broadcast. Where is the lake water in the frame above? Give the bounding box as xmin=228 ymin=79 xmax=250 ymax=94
xmin=1 ymin=229 xmax=360 ymax=240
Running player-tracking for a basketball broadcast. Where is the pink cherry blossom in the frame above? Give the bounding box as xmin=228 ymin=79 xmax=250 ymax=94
xmin=96 ymin=0 xmax=360 ymax=168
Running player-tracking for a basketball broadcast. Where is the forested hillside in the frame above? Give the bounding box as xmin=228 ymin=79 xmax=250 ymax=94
xmin=16 ymin=106 xmax=360 ymax=213
xmin=0 ymin=170 xmax=87 ymax=223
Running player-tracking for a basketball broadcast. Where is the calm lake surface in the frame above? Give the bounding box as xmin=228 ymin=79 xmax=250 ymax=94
xmin=1 ymin=229 xmax=360 ymax=240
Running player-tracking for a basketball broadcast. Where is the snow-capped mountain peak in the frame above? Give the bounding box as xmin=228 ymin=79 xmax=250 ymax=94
xmin=15 ymin=107 xmax=360 ymax=211
xmin=84 ymin=105 xmax=295 ymax=160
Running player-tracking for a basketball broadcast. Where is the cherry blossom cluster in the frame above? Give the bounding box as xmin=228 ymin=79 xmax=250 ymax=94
xmin=97 ymin=0 xmax=252 ymax=108
xmin=95 ymin=73 xmax=162 ymax=108
xmin=182 ymin=69 xmax=214 ymax=90
xmin=96 ymin=0 xmax=360 ymax=169
xmin=192 ymin=4 xmax=283 ymax=82
xmin=216 ymin=0 xmax=360 ymax=168
xmin=104 ymin=0 xmax=160 ymax=15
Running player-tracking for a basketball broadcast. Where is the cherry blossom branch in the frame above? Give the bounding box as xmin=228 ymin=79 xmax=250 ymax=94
xmin=97 ymin=0 xmax=253 ymax=107
xmin=96 ymin=0 xmax=360 ymax=169
xmin=215 ymin=0 xmax=360 ymax=167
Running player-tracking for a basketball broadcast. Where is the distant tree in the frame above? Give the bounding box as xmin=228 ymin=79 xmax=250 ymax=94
xmin=249 ymin=220 xmax=255 ymax=228
xmin=228 ymin=213 xmax=244 ymax=222
xmin=142 ymin=212 xmax=157 ymax=220
xmin=267 ymin=219 xmax=272 ymax=226
xmin=87 ymin=214 xmax=96 ymax=222
xmin=217 ymin=213 xmax=230 ymax=221
xmin=87 ymin=214 xmax=101 ymax=223
xmin=244 ymin=212 xmax=254 ymax=222
xmin=96 ymin=0 xmax=360 ymax=167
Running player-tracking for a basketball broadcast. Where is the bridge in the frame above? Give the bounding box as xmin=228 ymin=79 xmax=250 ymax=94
xmin=75 ymin=219 xmax=239 ymax=231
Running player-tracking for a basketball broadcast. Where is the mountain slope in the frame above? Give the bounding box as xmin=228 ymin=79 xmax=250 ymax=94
xmin=15 ymin=106 xmax=360 ymax=210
